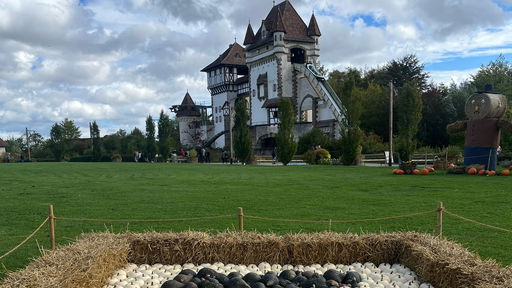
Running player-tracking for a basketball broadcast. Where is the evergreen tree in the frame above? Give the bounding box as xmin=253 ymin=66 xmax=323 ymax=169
xmin=145 ymin=115 xmax=157 ymax=161
xmin=91 ymin=121 xmax=102 ymax=161
xmin=276 ymin=98 xmax=297 ymax=165
xmin=49 ymin=118 xmax=81 ymax=161
xmin=418 ymin=84 xmax=455 ymax=147
xmin=157 ymin=110 xmax=172 ymax=161
xmin=129 ymin=127 xmax=146 ymax=152
xmin=339 ymin=74 xmax=363 ymax=165
xmin=396 ymin=82 xmax=423 ymax=161
xmin=233 ymin=98 xmax=252 ymax=164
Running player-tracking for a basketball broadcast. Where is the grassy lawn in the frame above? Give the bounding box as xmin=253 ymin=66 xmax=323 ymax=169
xmin=0 ymin=162 xmax=511 ymax=278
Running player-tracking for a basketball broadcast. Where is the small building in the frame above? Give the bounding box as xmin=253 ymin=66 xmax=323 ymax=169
xmin=170 ymin=92 xmax=212 ymax=148
xmin=0 ymin=138 xmax=6 ymax=156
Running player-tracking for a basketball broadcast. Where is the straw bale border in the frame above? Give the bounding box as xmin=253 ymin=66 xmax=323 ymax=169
xmin=1 ymin=232 xmax=511 ymax=288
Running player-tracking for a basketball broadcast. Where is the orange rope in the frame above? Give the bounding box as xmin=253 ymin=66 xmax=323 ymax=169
xmin=0 ymin=217 xmax=49 ymax=260
xmin=245 ymin=210 xmax=436 ymax=224
xmin=444 ymin=210 xmax=512 ymax=233
xmin=55 ymin=214 xmax=235 ymax=223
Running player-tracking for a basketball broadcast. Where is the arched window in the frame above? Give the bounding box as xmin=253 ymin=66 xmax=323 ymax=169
xmin=291 ymin=48 xmax=306 ymax=64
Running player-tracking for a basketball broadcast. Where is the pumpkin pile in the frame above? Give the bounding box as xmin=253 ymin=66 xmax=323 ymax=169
xmin=104 ymin=262 xmax=435 ymax=288
xmin=466 ymin=168 xmax=510 ymax=176
xmin=392 ymin=166 xmax=435 ymax=175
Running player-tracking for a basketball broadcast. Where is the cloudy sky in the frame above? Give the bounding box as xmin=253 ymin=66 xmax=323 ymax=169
xmin=1 ymin=0 xmax=511 ymax=139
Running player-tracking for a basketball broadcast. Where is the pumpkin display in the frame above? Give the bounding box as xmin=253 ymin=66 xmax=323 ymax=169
xmin=500 ymin=169 xmax=510 ymax=176
xmin=104 ymin=262 xmax=435 ymax=288
xmin=467 ymin=167 xmax=477 ymax=175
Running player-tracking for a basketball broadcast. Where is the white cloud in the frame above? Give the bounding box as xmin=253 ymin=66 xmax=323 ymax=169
xmin=0 ymin=0 xmax=511 ymax=138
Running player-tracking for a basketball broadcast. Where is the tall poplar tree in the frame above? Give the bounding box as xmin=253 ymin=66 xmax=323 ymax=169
xmin=233 ymin=98 xmax=252 ymax=164
xmin=91 ymin=121 xmax=102 ymax=161
xmin=397 ymin=82 xmax=423 ymax=161
xmin=276 ymin=98 xmax=297 ymax=165
xmin=145 ymin=115 xmax=156 ymax=161
xmin=157 ymin=110 xmax=171 ymax=161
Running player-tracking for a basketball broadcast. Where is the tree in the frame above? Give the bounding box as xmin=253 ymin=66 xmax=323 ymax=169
xmin=471 ymin=55 xmax=512 ymax=100
xmin=276 ymin=98 xmax=297 ymax=165
xmin=145 ymin=115 xmax=157 ymax=161
xmin=91 ymin=121 xmax=101 ymax=161
xmin=333 ymin=70 xmax=364 ymax=165
xmin=418 ymin=84 xmax=455 ymax=147
xmin=396 ymin=82 xmax=423 ymax=161
xmin=49 ymin=118 xmax=81 ymax=161
xmin=233 ymin=97 xmax=252 ymax=164
xmin=157 ymin=110 xmax=172 ymax=161
xmin=358 ymin=83 xmax=390 ymax=141
xmin=386 ymin=54 xmax=429 ymax=91
xmin=129 ymin=127 xmax=145 ymax=153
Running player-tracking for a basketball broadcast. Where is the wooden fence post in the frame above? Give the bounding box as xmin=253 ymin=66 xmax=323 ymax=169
xmin=238 ymin=207 xmax=244 ymax=233
xmin=437 ymin=202 xmax=444 ymax=237
xmin=48 ymin=205 xmax=56 ymax=250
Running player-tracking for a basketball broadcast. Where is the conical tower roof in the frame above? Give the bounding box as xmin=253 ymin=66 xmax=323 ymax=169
xmin=243 ymin=23 xmax=255 ymax=45
xmin=307 ymin=13 xmax=321 ymax=36
xmin=176 ymin=92 xmax=201 ymax=117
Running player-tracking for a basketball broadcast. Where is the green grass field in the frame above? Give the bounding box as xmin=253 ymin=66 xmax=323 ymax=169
xmin=1 ymin=162 xmax=511 ymax=279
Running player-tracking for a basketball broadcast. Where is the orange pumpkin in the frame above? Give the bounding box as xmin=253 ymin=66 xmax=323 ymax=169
xmin=500 ymin=169 xmax=510 ymax=176
xmin=397 ymin=169 xmax=405 ymax=175
xmin=421 ymin=169 xmax=429 ymax=175
xmin=478 ymin=169 xmax=486 ymax=176
xmin=468 ymin=167 xmax=477 ymax=175
xmin=487 ymin=170 xmax=496 ymax=176
xmin=412 ymin=169 xmax=420 ymax=175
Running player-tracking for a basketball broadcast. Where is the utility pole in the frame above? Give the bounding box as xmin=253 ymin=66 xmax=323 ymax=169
xmin=25 ymin=127 xmax=31 ymax=161
xmin=388 ymin=81 xmax=393 ymax=166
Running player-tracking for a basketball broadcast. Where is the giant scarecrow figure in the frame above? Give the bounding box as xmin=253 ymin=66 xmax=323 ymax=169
xmin=447 ymin=90 xmax=512 ymax=171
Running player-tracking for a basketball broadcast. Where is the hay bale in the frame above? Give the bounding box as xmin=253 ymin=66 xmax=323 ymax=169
xmin=0 ymin=233 xmax=131 ymax=288
xmin=2 ymin=232 xmax=512 ymax=288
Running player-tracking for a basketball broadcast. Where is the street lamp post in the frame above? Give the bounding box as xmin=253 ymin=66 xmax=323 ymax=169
xmin=222 ymin=101 xmax=234 ymax=164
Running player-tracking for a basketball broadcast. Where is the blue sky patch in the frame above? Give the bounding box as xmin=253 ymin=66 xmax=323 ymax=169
xmin=79 ymin=0 xmax=88 ymax=6
xmin=425 ymin=53 xmax=512 ymax=71
xmin=350 ymin=13 xmax=387 ymax=28
xmin=31 ymin=56 xmax=44 ymax=71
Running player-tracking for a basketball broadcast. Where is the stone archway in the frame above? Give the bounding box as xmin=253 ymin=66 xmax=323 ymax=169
xmin=299 ymin=95 xmax=315 ymax=123
xmin=256 ymin=134 xmax=277 ymax=156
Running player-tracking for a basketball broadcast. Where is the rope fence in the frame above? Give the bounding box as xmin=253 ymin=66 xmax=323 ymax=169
xmin=0 ymin=217 xmax=49 ymax=260
xmin=1 ymin=203 xmax=510 ymax=262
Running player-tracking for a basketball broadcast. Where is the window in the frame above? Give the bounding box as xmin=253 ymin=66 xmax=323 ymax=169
xmin=257 ymin=73 xmax=268 ymax=100
xmin=301 ymin=110 xmax=313 ymax=122
xmin=268 ymin=108 xmax=279 ymax=125
xmin=252 ymin=89 xmax=256 ymax=97
xmin=215 ymin=107 xmax=217 ymax=114
xmin=273 ymin=84 xmax=277 ymax=92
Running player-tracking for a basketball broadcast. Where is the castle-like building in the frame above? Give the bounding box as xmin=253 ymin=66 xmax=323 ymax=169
xmin=171 ymin=0 xmax=346 ymax=155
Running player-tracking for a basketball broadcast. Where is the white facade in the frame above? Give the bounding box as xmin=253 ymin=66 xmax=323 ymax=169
xmin=175 ymin=1 xmax=345 ymax=152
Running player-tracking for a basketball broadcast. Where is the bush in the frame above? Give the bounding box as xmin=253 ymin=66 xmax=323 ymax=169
xmin=111 ymin=153 xmax=122 ymax=162
xmin=69 ymin=156 xmax=94 ymax=162
xmin=361 ymin=132 xmax=386 ymax=154
xmin=443 ymin=145 xmax=463 ymax=163
xmin=297 ymin=129 xmax=329 ymax=154
xmin=303 ymin=148 xmax=331 ymax=165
